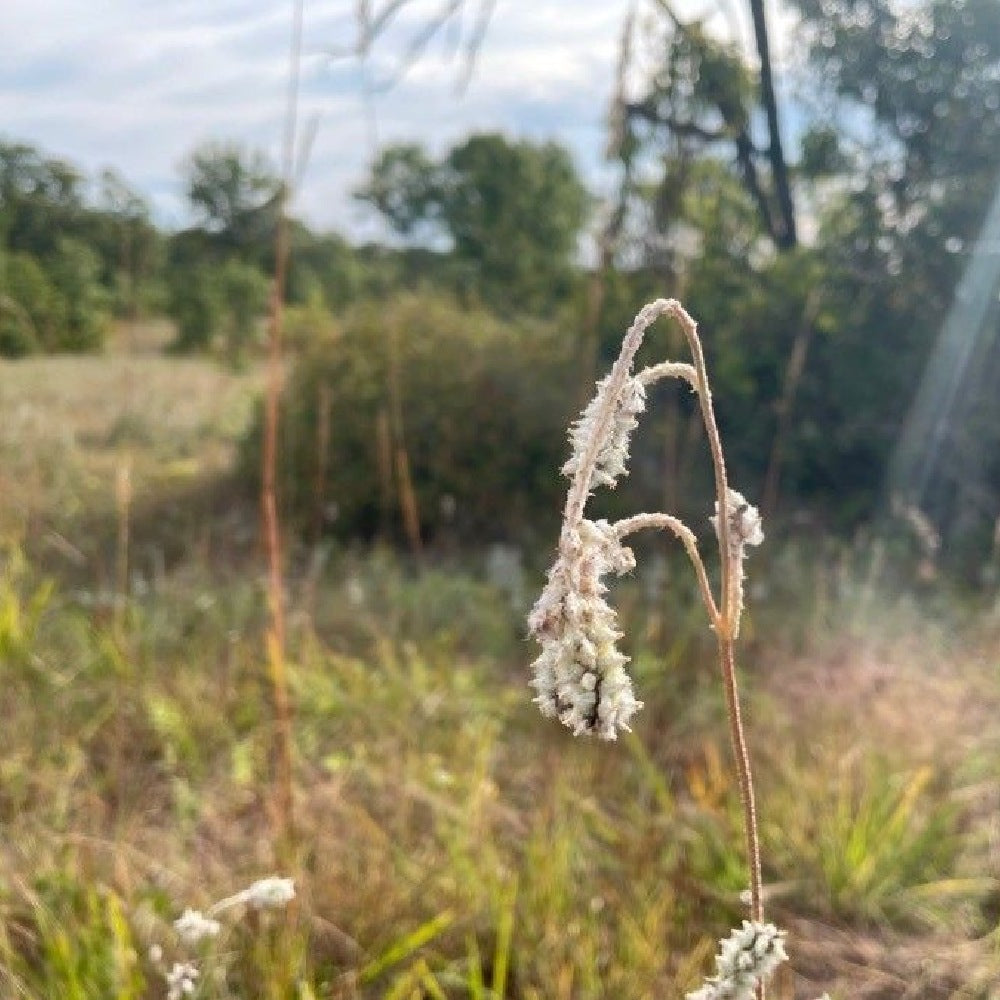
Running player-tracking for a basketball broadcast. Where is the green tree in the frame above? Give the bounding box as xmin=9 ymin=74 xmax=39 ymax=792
xmin=356 ymin=133 xmax=590 ymax=314
xmin=218 ymin=258 xmax=269 ymax=366
xmin=166 ymin=262 xmax=222 ymax=354
xmin=90 ymin=169 xmax=161 ymax=318
xmin=182 ymin=142 xmax=282 ymax=259
xmin=0 ymin=141 xmax=84 ymax=258
xmin=356 ymin=144 xmax=438 ymax=241
xmin=0 ymin=251 xmax=62 ymax=356
xmin=46 ymin=237 xmax=109 ymax=351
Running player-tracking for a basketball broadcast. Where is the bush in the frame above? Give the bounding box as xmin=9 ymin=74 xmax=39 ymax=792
xmin=246 ymin=293 xmax=582 ymax=548
xmin=0 ymin=251 xmax=53 ymax=356
xmin=166 ymin=265 xmax=222 ymax=353
xmin=0 ymin=247 xmax=110 ymax=356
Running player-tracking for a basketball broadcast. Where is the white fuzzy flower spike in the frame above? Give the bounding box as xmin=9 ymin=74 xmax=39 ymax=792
xmin=686 ymin=921 xmax=787 ymax=1000
xmin=562 ymin=374 xmax=646 ymax=490
xmin=242 ymin=875 xmax=296 ymax=909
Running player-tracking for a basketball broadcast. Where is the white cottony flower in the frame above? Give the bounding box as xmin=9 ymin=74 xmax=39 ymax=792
xmin=241 ymin=876 xmax=296 ymax=909
xmin=165 ymin=961 xmax=199 ymax=1000
xmin=528 ymin=519 xmax=642 ymax=739
xmin=209 ymin=875 xmax=296 ymax=915
xmin=562 ymin=374 xmax=646 ymax=491
xmin=686 ymin=921 xmax=788 ymax=1000
xmin=173 ymin=908 xmax=221 ymax=945
xmin=711 ymin=489 xmax=764 ymax=555
xmin=710 ymin=489 xmax=763 ymax=636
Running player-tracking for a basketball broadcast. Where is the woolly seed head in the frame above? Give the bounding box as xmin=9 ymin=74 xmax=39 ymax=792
xmin=711 ymin=489 xmax=764 ymax=555
xmin=528 ymin=519 xmax=642 ymax=739
xmin=685 ymin=921 xmax=788 ymax=1000
xmin=562 ymin=375 xmax=646 ymax=494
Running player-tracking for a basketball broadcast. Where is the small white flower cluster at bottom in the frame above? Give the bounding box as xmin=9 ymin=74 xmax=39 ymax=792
xmin=685 ymin=920 xmax=788 ymax=1000
xmin=165 ymin=960 xmax=199 ymax=1000
xmin=152 ymin=875 xmax=297 ymax=998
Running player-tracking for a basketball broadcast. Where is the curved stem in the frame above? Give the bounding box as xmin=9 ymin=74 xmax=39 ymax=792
xmin=665 ymin=302 xmax=733 ymax=633
xmin=719 ymin=635 xmax=763 ymax=928
xmin=636 ymin=361 xmax=697 ymax=390
xmin=613 ymin=512 xmax=720 ymax=630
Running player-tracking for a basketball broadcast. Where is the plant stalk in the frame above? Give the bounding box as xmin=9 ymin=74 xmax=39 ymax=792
xmin=718 ymin=633 xmax=764 ymax=988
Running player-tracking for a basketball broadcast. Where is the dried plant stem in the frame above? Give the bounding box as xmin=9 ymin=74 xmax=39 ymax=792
xmin=636 ymin=360 xmax=697 ymax=389
xmin=614 ymin=512 xmax=719 ymax=629
xmin=719 ymin=634 xmax=764 ymax=1000
xmin=114 ymin=459 xmax=131 ymax=639
xmin=261 ymin=0 xmax=305 ymax=859
xmin=664 ymin=301 xmax=765 ymax=981
xmin=312 ymin=381 xmax=331 ymax=546
xmin=645 ymin=303 xmax=766 ymax=985
xmin=665 ymin=301 xmax=734 ymax=629
xmin=530 ymin=297 xmax=769 ymax=994
xmin=720 ymin=635 xmax=763 ymax=924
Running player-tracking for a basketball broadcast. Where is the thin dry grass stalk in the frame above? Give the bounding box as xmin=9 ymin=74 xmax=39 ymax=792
xmin=261 ymin=0 xmax=305 ymax=859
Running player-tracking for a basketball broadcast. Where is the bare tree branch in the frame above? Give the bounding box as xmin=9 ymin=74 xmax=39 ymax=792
xmin=747 ymin=0 xmax=796 ymax=247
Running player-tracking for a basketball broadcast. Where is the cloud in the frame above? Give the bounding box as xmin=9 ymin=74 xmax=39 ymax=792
xmin=0 ymin=0 xmax=636 ymax=234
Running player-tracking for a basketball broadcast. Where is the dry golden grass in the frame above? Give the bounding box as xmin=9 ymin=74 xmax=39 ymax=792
xmin=0 ymin=335 xmax=998 ymax=999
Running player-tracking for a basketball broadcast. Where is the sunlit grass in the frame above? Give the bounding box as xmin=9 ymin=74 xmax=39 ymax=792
xmin=0 ymin=347 xmax=999 ymax=998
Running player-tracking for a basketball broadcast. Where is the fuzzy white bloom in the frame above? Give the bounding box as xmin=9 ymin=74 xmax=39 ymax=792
xmin=710 ymin=489 xmax=764 ymax=636
xmin=209 ymin=875 xmax=296 ymax=915
xmin=528 ymin=519 xmax=642 ymax=739
xmin=686 ymin=921 xmax=788 ymax=1000
xmin=241 ymin=876 xmax=296 ymax=909
xmin=173 ymin=908 xmax=221 ymax=945
xmin=711 ymin=489 xmax=764 ymax=554
xmin=562 ymin=374 xmax=646 ymax=491
xmin=165 ymin=961 xmax=199 ymax=1000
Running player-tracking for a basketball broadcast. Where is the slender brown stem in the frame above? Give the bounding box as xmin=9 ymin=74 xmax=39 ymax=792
xmin=670 ymin=301 xmax=764 ymax=996
xmin=261 ymin=0 xmax=304 ymax=859
xmin=718 ymin=635 xmax=763 ymax=926
xmin=665 ymin=302 xmax=733 ymax=632
xmin=613 ymin=512 xmax=720 ymax=629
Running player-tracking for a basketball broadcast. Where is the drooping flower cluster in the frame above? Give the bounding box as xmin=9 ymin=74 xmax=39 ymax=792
xmin=561 ymin=374 xmax=646 ymax=492
xmin=528 ymin=519 xmax=642 ymax=739
xmin=686 ymin=920 xmax=788 ymax=1000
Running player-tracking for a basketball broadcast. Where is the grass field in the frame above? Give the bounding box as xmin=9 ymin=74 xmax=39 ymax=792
xmin=1 ymin=334 xmax=999 ymax=999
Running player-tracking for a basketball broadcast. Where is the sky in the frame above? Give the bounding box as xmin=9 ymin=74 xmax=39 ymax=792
xmin=0 ymin=0 xmax=675 ymax=238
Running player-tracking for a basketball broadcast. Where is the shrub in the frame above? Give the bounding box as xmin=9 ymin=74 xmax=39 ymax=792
xmin=47 ymin=236 xmax=109 ymax=351
xmin=166 ymin=265 xmax=222 ymax=353
xmin=0 ymin=251 xmax=65 ymax=356
xmin=248 ymin=293 xmax=581 ymax=547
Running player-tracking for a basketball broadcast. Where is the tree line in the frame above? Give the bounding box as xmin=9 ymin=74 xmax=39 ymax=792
xmin=2 ymin=0 xmax=999 ymax=560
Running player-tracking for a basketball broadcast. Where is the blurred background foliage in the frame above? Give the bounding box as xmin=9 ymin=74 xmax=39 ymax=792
xmin=3 ymin=0 xmax=999 ymax=570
